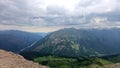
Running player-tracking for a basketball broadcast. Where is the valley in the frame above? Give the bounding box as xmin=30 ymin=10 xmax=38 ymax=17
xmin=0 ymin=0 xmax=119 ymax=68
xmin=0 ymin=28 xmax=120 ymax=68
xmin=19 ymin=28 xmax=120 ymax=68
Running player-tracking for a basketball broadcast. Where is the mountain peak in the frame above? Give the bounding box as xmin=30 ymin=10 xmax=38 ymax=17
xmin=21 ymin=28 xmax=120 ymax=58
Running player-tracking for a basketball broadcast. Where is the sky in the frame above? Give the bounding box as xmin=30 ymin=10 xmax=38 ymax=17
xmin=0 ymin=0 xmax=120 ymax=32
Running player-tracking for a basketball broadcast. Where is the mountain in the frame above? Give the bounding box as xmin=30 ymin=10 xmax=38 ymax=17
xmin=0 ymin=49 xmax=47 ymax=68
xmin=36 ymin=32 xmax=49 ymax=37
xmin=0 ymin=30 xmax=44 ymax=53
xmin=21 ymin=28 xmax=120 ymax=58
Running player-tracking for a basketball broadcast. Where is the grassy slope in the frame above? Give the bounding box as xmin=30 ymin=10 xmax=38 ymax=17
xmin=33 ymin=56 xmax=112 ymax=68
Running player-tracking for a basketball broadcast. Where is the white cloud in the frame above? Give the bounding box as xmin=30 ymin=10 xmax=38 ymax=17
xmin=0 ymin=0 xmax=120 ymax=32
xmin=76 ymin=0 xmax=119 ymax=14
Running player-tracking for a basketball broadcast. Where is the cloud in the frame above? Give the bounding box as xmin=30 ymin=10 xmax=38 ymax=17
xmin=76 ymin=0 xmax=120 ymax=14
xmin=0 ymin=0 xmax=120 ymax=32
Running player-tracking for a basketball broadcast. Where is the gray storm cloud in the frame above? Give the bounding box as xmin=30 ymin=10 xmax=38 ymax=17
xmin=0 ymin=0 xmax=120 ymax=32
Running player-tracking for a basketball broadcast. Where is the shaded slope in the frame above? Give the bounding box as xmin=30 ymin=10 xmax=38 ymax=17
xmin=0 ymin=30 xmax=43 ymax=53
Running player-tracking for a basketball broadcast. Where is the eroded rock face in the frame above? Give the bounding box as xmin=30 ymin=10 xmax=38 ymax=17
xmin=0 ymin=50 xmax=47 ymax=68
xmin=104 ymin=63 xmax=120 ymax=68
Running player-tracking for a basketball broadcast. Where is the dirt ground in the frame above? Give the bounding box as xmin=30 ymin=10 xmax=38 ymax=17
xmin=0 ymin=50 xmax=47 ymax=68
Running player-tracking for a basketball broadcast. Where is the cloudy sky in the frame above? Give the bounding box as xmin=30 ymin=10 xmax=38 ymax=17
xmin=0 ymin=0 xmax=120 ymax=32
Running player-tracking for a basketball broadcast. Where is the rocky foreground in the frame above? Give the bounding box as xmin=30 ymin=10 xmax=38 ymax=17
xmin=104 ymin=63 xmax=120 ymax=68
xmin=0 ymin=50 xmax=47 ymax=68
xmin=1 ymin=49 xmax=120 ymax=68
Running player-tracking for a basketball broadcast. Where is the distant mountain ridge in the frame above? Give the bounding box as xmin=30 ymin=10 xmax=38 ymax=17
xmin=0 ymin=30 xmax=45 ymax=53
xmin=21 ymin=28 xmax=120 ymax=58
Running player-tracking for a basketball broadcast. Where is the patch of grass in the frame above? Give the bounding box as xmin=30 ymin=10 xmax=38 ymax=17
xmin=103 ymin=55 xmax=120 ymax=63
xmin=33 ymin=56 xmax=112 ymax=68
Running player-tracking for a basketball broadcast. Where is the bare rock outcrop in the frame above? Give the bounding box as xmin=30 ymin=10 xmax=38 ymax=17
xmin=0 ymin=50 xmax=47 ymax=68
xmin=103 ymin=63 xmax=120 ymax=68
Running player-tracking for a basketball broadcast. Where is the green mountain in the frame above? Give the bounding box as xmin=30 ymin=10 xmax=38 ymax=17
xmin=21 ymin=28 xmax=120 ymax=59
